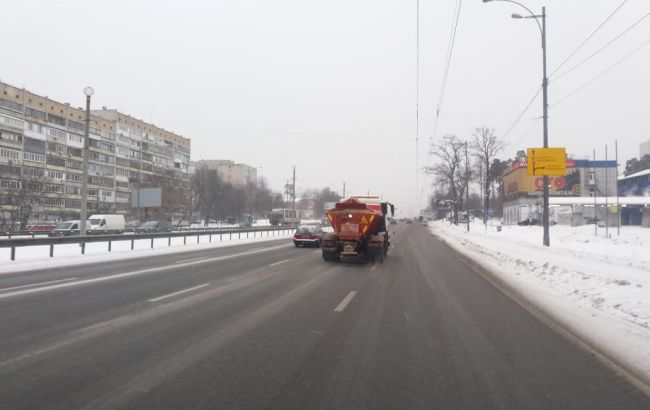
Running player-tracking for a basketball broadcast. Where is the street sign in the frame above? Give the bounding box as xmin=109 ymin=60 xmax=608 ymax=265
xmin=527 ymin=147 xmax=566 ymax=176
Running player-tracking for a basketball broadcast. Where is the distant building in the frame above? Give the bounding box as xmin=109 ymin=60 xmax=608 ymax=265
xmin=192 ymin=159 xmax=256 ymax=187
xmin=641 ymin=139 xmax=650 ymax=158
xmin=0 ymin=81 xmax=191 ymax=227
xmin=501 ymin=157 xmax=618 ymax=225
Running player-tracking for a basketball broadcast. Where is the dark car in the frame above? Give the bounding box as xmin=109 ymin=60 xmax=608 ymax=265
xmin=293 ymin=225 xmax=324 ymax=247
xmin=136 ymin=220 xmax=172 ymax=233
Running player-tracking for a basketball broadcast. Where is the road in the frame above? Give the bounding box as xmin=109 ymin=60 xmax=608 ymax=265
xmin=0 ymin=224 xmax=648 ymax=409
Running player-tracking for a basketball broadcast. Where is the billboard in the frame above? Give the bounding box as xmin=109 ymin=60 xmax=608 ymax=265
xmin=132 ymin=187 xmax=162 ymax=208
xmin=503 ymin=163 xmax=581 ymax=200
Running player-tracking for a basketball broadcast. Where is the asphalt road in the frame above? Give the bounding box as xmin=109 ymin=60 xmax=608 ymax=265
xmin=0 ymin=224 xmax=648 ymax=409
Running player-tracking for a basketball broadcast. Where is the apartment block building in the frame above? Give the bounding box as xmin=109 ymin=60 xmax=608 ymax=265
xmin=192 ymin=159 xmax=257 ymax=187
xmin=0 ymin=81 xmax=191 ymax=227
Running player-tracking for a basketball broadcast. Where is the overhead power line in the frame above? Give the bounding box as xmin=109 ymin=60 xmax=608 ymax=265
xmin=432 ymin=0 xmax=463 ymax=141
xmin=502 ymin=87 xmax=542 ymax=139
xmin=552 ymin=9 xmax=650 ymax=82
xmin=551 ymin=38 xmax=650 ymax=108
xmin=549 ymin=0 xmax=629 ymax=78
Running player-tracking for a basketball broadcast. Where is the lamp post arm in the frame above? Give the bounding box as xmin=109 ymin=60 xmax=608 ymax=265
xmin=486 ymin=0 xmax=543 ymax=43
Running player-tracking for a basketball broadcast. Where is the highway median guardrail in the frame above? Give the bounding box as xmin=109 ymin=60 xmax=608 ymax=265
xmin=0 ymin=226 xmax=297 ymax=261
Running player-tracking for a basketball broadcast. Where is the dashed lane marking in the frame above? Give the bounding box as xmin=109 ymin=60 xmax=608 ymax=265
xmin=148 ymin=283 xmax=210 ymax=302
xmin=0 ymin=277 xmax=78 ymax=293
xmin=334 ymin=291 xmax=357 ymax=312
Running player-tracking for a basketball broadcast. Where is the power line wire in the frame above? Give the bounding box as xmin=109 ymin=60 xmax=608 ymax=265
xmin=432 ymin=0 xmax=463 ymax=140
xmin=552 ymin=10 xmax=650 ymax=82
xmin=551 ymin=38 xmax=650 ymax=108
xmin=502 ymin=87 xmax=541 ymax=139
xmin=549 ymin=0 xmax=629 ymax=77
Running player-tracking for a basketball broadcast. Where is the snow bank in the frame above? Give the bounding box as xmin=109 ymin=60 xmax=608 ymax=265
xmin=429 ymin=220 xmax=650 ymax=384
xmin=0 ymin=229 xmax=294 ymax=275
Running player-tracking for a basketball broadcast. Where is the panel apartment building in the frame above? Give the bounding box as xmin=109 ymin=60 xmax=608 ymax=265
xmin=0 ymin=81 xmax=191 ymax=228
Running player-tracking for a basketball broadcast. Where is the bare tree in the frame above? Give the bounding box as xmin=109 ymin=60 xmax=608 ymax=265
xmin=471 ymin=127 xmax=505 ymax=223
xmin=427 ymin=135 xmax=467 ymax=224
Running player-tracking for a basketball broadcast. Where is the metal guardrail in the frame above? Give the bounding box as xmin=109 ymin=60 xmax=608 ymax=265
xmin=0 ymin=226 xmax=296 ymax=261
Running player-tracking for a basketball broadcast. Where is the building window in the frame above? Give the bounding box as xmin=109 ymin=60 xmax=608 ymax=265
xmin=48 ymin=142 xmax=67 ymax=154
xmin=65 ymin=199 xmax=82 ymax=208
xmin=0 ymin=179 xmax=21 ymax=189
xmin=0 ymin=130 xmax=22 ymax=144
xmin=68 ymin=120 xmax=85 ymax=132
xmin=45 ymin=184 xmax=65 ymax=193
xmin=87 ymin=189 xmax=98 ymax=196
xmin=23 ymin=166 xmax=45 ymax=178
xmin=23 ymin=152 xmax=46 ymax=163
xmin=66 ymin=173 xmax=82 ymax=182
xmin=25 ymin=107 xmax=47 ymax=120
xmin=0 ymin=98 xmax=23 ymax=112
xmin=46 ymin=155 xmax=66 ymax=167
xmin=66 ymin=159 xmax=82 ymax=170
xmin=67 ymin=146 xmax=82 ymax=157
xmin=0 ymin=147 xmax=21 ymax=160
xmin=68 ymin=133 xmax=83 ymax=144
xmin=25 ymin=121 xmax=45 ymax=134
xmin=45 ymin=170 xmax=64 ymax=180
xmin=115 ymin=191 xmax=130 ymax=200
xmin=47 ymin=113 xmax=66 ymax=127
xmin=48 ymin=127 xmax=66 ymax=139
xmin=0 ymin=113 xmax=24 ymax=129
xmin=0 ymin=163 xmax=21 ymax=175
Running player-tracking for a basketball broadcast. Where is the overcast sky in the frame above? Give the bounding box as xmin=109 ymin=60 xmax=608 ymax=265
xmin=2 ymin=0 xmax=649 ymax=215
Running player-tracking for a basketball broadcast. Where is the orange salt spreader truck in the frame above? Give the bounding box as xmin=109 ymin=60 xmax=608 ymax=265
xmin=321 ymin=196 xmax=395 ymax=263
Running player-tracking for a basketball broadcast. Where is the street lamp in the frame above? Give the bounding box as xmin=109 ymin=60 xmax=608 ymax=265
xmin=79 ymin=86 xmax=94 ymax=236
xmin=483 ymin=0 xmax=550 ymax=247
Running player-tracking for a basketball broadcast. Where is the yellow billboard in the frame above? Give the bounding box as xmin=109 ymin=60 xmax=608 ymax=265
xmin=527 ymin=148 xmax=567 ymax=176
xmin=503 ymin=162 xmax=581 ymax=200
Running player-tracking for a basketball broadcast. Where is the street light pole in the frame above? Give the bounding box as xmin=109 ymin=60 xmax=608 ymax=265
xmin=483 ymin=0 xmax=550 ymax=246
xmin=540 ymin=6 xmax=550 ymax=247
xmin=79 ymin=86 xmax=94 ymax=236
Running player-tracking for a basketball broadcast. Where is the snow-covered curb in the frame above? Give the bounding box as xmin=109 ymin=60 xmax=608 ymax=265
xmin=0 ymin=233 xmax=293 ymax=275
xmin=428 ymin=221 xmax=650 ymax=390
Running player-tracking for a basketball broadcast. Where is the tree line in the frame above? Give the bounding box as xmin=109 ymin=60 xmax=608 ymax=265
xmin=427 ymin=126 xmax=507 ymax=225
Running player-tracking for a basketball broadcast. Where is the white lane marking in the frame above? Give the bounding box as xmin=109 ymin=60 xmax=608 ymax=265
xmin=0 ymin=244 xmax=288 ymax=300
xmin=403 ymin=311 xmax=411 ymax=321
xmin=313 ymin=250 xmax=321 ymax=254
xmin=334 ymin=291 xmax=357 ymax=312
xmin=173 ymin=256 xmax=208 ymax=264
xmin=269 ymin=259 xmax=290 ymax=267
xmin=0 ymin=277 xmax=78 ymax=292
xmin=370 ymin=264 xmax=377 ymax=272
xmin=148 ymin=283 xmax=210 ymax=302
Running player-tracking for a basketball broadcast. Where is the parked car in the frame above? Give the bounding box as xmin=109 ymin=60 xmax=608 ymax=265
xmin=137 ymin=220 xmax=172 ymax=233
xmin=293 ymin=225 xmax=324 ymax=247
xmin=49 ymin=220 xmax=82 ymax=237
xmin=88 ymin=214 xmax=126 ymax=234
xmin=26 ymin=224 xmax=55 ymax=234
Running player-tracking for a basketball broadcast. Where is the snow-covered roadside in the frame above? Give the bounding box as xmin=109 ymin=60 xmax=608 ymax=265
xmin=0 ymin=231 xmax=293 ymax=275
xmin=429 ymin=220 xmax=650 ymax=385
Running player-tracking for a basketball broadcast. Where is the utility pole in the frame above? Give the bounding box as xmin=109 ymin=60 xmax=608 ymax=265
xmin=605 ymin=144 xmax=609 ymax=238
xmin=614 ymin=140 xmax=621 ymax=236
xmin=541 ymin=6 xmax=550 ymax=247
xmin=292 ymin=166 xmax=296 ymax=215
xmin=593 ymin=148 xmax=597 ymax=237
xmin=79 ymin=87 xmax=94 ymax=236
xmin=465 ymin=142 xmax=470 ymax=232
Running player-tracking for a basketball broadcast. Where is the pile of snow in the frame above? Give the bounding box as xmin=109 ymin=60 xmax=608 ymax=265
xmin=429 ymin=220 xmax=650 ymax=382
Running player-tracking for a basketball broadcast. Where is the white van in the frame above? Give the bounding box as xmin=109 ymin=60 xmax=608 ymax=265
xmin=88 ymin=214 xmax=126 ymax=234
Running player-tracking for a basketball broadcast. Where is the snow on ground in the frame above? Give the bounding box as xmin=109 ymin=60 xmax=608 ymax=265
xmin=0 ymin=228 xmax=295 ymax=275
xmin=429 ymin=220 xmax=650 ymax=383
